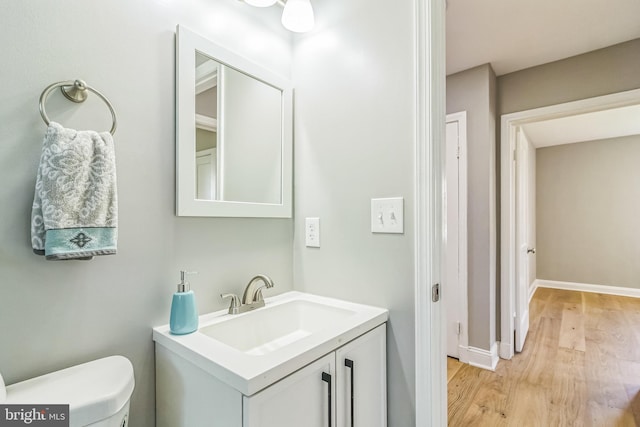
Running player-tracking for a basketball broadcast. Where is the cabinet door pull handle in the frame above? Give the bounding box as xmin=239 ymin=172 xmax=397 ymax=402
xmin=322 ymin=372 xmax=332 ymax=427
xmin=345 ymin=359 xmax=355 ymax=427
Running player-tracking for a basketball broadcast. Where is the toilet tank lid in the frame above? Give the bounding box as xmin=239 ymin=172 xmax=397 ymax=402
xmin=5 ymin=355 xmax=134 ymax=426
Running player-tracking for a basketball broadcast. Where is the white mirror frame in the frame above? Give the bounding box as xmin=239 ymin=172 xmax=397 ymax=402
xmin=176 ymin=25 xmax=293 ymax=218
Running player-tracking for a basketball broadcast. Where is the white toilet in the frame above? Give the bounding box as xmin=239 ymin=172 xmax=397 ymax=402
xmin=0 ymin=355 xmax=134 ymax=427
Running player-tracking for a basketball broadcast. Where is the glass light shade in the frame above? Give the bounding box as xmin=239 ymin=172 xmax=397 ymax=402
xmin=281 ymin=0 xmax=315 ymax=33
xmin=245 ymin=0 xmax=277 ymax=7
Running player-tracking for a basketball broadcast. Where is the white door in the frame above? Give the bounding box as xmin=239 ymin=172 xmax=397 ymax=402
xmin=515 ymin=128 xmax=536 ymax=352
xmin=243 ymin=353 xmax=335 ymax=427
xmin=196 ymin=148 xmax=217 ymax=200
xmin=336 ymin=325 xmax=386 ymax=427
xmin=444 ymin=112 xmax=468 ymax=360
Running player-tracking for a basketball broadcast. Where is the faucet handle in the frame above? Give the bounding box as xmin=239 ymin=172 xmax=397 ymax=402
xmin=221 ymin=293 xmax=241 ymax=314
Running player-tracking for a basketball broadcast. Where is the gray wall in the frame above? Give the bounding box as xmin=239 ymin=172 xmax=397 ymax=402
xmin=195 ymin=87 xmax=217 ymax=119
xmin=498 ymin=38 xmax=640 ymax=115
xmin=446 ymin=64 xmax=497 ymax=351
xmin=292 ymin=0 xmax=417 ymax=424
xmin=0 ymin=1 xmax=293 ymax=425
xmin=537 ymin=135 xmax=640 ymax=287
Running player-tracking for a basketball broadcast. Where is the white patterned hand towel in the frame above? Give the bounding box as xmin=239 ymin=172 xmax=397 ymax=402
xmin=31 ymin=122 xmax=117 ymax=260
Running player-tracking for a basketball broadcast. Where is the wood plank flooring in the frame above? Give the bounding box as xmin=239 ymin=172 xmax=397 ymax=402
xmin=448 ymin=288 xmax=640 ymax=426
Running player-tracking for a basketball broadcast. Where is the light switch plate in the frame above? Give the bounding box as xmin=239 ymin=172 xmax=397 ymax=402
xmin=371 ymin=197 xmax=404 ymax=234
xmin=305 ymin=217 xmax=320 ymax=247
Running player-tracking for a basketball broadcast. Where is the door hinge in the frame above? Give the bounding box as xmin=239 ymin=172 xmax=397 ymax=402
xmin=432 ymin=283 xmax=440 ymax=302
xmin=513 ymin=148 xmax=517 ymax=162
xmin=456 ymin=321 xmax=461 ymax=335
xmin=456 ymin=146 xmax=460 ymax=159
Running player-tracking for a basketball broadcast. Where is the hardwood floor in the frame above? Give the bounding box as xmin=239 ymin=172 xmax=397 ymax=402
xmin=447 ymin=287 xmax=640 ymax=426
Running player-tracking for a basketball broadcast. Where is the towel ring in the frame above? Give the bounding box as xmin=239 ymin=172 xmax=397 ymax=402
xmin=39 ymin=79 xmax=117 ymax=135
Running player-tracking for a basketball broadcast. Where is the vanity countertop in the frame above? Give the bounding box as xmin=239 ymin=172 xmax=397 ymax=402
xmin=153 ymin=291 xmax=388 ymax=396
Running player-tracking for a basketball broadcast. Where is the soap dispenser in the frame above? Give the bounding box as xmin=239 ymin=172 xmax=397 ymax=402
xmin=170 ymin=270 xmax=199 ymax=335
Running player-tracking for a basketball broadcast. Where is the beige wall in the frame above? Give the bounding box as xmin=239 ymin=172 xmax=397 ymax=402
xmin=537 ymin=135 xmax=640 ymax=287
xmin=196 ymin=128 xmax=216 ymax=151
xmin=196 ymin=87 xmax=217 ymax=118
xmin=498 ymin=38 xmax=640 ymax=115
xmin=446 ymin=64 xmax=497 ymax=351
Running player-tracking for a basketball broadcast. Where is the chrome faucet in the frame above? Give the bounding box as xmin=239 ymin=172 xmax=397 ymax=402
xmin=221 ymin=274 xmax=275 ymax=315
xmin=242 ymin=274 xmax=275 ymax=305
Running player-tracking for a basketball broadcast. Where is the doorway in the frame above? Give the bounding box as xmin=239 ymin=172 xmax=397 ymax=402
xmin=499 ymin=88 xmax=640 ymax=359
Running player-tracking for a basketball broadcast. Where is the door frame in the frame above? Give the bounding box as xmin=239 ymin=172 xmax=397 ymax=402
xmin=445 ymin=111 xmax=469 ymax=362
xmin=415 ymin=0 xmax=446 ymax=424
xmin=499 ymin=88 xmax=640 ymax=359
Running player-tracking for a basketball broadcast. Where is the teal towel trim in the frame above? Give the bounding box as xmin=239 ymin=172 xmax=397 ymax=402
xmin=44 ymin=227 xmax=117 ymax=260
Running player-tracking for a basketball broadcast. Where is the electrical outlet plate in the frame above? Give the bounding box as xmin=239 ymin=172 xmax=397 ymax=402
xmin=305 ymin=217 xmax=320 ymax=247
xmin=371 ymin=197 xmax=404 ymax=234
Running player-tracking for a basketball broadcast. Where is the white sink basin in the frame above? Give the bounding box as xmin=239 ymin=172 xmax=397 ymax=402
xmin=153 ymin=291 xmax=388 ymax=395
xmin=199 ymin=300 xmax=356 ymax=355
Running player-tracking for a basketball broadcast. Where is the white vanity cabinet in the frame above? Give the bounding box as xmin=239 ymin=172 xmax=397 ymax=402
xmin=155 ymin=324 xmax=386 ymax=427
xmin=243 ymin=325 xmax=386 ymax=427
xmin=243 ymin=353 xmax=335 ymax=427
xmin=154 ymin=292 xmax=389 ymax=427
xmin=336 ymin=324 xmax=386 ymax=427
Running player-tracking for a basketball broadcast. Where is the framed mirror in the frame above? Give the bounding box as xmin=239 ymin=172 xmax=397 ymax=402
xmin=176 ymin=25 xmax=293 ymax=217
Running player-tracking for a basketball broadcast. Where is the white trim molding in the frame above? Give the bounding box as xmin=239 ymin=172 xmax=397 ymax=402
xmin=457 ymin=345 xmax=470 ymax=364
xmin=195 ymin=114 xmax=217 ymax=132
xmin=499 ymin=342 xmax=513 ymax=360
xmin=415 ymin=0 xmax=446 ymax=424
xmin=468 ymin=343 xmax=499 ymax=371
xmin=536 ymin=279 xmax=640 ymax=299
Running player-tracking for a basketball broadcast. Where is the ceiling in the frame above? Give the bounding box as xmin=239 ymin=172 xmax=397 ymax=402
xmin=446 ymin=0 xmax=640 ymax=76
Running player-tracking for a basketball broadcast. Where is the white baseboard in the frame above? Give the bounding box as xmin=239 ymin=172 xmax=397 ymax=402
xmin=467 ymin=342 xmax=499 ymax=371
xmin=457 ymin=345 xmax=470 ymax=364
xmin=536 ymin=279 xmax=640 ymax=299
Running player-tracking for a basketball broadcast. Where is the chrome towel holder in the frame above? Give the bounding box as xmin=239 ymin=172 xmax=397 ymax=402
xmin=39 ymin=79 xmax=117 ymax=135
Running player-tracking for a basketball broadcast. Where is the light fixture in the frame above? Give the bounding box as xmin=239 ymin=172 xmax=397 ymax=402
xmin=243 ymin=0 xmax=315 ymax=33
xmin=281 ymin=0 xmax=314 ymax=33
xmin=245 ymin=0 xmax=277 ymax=7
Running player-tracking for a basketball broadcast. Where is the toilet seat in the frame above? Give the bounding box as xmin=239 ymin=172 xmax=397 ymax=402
xmin=5 ymin=356 xmax=134 ymax=426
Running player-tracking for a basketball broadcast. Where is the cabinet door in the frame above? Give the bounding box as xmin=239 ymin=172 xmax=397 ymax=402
xmin=336 ymin=324 xmax=387 ymax=427
xmin=243 ymin=353 xmax=335 ymax=427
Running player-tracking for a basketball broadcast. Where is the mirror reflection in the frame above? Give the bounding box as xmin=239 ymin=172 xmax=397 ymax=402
xmin=194 ymin=52 xmax=283 ymax=204
xmin=195 ymin=54 xmax=219 ymax=200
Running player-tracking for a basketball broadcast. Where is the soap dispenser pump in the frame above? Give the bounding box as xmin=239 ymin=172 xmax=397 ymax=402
xmin=170 ymin=270 xmax=199 ymax=335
